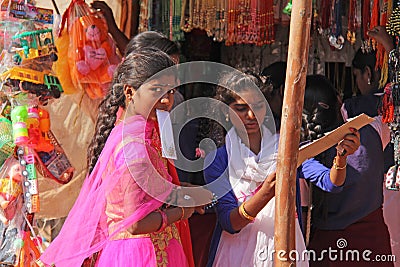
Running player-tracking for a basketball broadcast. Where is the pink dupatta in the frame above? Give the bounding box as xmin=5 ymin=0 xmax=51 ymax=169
xmin=39 ymin=115 xmax=174 ymax=267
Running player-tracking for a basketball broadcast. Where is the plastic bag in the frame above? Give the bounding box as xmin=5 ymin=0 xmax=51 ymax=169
xmin=61 ymin=0 xmax=120 ymax=99
xmin=0 ymin=157 xmax=25 ymax=266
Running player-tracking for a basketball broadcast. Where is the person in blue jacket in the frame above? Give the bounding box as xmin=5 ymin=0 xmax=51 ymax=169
xmin=306 ymin=66 xmax=394 ymax=266
xmin=204 ymin=72 xmax=360 ymax=267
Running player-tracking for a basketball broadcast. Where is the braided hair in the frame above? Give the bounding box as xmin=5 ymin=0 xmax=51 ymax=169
xmin=301 ymin=75 xmax=343 ymax=145
xmin=302 ymin=75 xmax=344 ymax=223
xmin=87 ymin=48 xmax=175 ymax=174
xmin=208 ymin=71 xmax=273 ymax=148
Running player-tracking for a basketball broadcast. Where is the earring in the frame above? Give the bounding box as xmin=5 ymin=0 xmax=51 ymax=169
xmin=225 ymin=114 xmax=229 ymax=122
xmin=367 ymin=78 xmax=371 ymax=85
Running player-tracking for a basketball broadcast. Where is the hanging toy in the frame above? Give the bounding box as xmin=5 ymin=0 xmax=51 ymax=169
xmin=62 ymin=0 xmax=120 ymax=99
xmin=11 ymin=106 xmax=29 ymax=146
xmin=0 ymin=162 xmax=23 ymax=224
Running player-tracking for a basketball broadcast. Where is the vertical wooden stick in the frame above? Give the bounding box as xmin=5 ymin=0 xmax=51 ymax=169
xmin=274 ymin=0 xmax=312 ymax=266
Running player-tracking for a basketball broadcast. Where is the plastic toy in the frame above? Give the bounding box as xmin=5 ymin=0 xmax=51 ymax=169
xmin=10 ymin=105 xmax=29 ymax=146
xmin=34 ymin=108 xmax=74 ymax=184
xmin=0 ymin=162 xmax=23 ymax=224
xmin=0 ymin=117 xmax=16 ymax=166
xmin=1 ymin=66 xmax=63 ymax=103
xmin=36 ymin=108 xmax=53 ymax=153
xmin=12 ymin=29 xmax=58 ymax=64
xmin=17 ymin=147 xmax=39 ymax=214
xmin=26 ymin=106 xmax=40 ymax=148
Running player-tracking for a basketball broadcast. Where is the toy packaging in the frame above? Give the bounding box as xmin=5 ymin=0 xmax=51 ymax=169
xmin=1 ymin=0 xmax=54 ymax=24
xmin=0 ymin=158 xmax=26 ymax=266
xmin=59 ymin=0 xmax=120 ymax=99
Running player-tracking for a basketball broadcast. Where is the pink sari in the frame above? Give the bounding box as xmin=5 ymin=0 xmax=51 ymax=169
xmin=39 ymin=115 xmax=187 ymax=267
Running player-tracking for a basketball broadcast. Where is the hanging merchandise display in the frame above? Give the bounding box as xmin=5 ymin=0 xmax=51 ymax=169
xmin=138 ymin=0 xmax=185 ymax=41
xmin=0 ymin=1 xmax=75 ymax=265
xmin=381 ymin=4 xmax=400 ymax=191
xmin=58 ymin=0 xmax=120 ymax=100
xmin=139 ymin=0 xmax=274 ymax=45
xmin=346 ymin=0 xmax=357 ymax=45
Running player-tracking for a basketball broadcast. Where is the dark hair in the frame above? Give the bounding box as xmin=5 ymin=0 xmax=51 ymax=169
xmin=352 ymin=48 xmax=379 ymax=83
xmin=125 ymin=31 xmax=180 ymax=57
xmin=301 ymin=75 xmax=342 ymax=143
xmin=209 ymin=71 xmax=272 ymax=147
xmin=261 ymin=61 xmax=287 ymax=95
xmin=302 ymin=75 xmax=344 ymax=222
xmin=87 ymin=48 xmax=175 ymax=174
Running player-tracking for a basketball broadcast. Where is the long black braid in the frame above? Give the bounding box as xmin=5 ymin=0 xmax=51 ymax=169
xmin=301 ymin=75 xmax=344 ymax=223
xmin=87 ymin=48 xmax=175 ymax=174
xmin=301 ymin=75 xmax=343 ymax=148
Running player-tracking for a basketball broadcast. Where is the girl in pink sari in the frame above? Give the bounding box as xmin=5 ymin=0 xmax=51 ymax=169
xmin=38 ymin=49 xmax=196 ymax=267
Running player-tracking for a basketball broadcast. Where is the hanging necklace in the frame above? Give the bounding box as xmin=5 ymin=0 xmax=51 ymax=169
xmin=346 ymin=0 xmax=357 ymax=45
xmin=180 ymin=0 xmax=193 ymax=32
xmin=361 ymin=0 xmax=372 ymax=53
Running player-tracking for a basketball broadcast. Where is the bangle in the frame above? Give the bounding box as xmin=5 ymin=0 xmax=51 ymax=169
xmin=239 ymin=202 xmax=256 ymax=221
xmin=179 ymin=207 xmax=185 ymax=221
xmin=155 ymin=209 xmax=168 ymax=233
xmin=333 ymin=156 xmax=347 ymax=170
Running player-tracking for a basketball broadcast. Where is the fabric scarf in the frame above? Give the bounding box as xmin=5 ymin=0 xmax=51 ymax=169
xmin=225 ymin=125 xmax=278 ymax=202
xmin=213 ymin=126 xmax=308 ymax=266
xmin=39 ymin=115 xmax=173 ymax=267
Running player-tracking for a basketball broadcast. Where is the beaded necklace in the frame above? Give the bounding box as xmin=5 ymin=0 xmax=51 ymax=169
xmin=346 ymin=0 xmax=357 ymax=45
xmin=264 ymin=0 xmax=274 ymax=45
xmin=176 ymin=0 xmax=185 ymax=40
xmin=138 ymin=0 xmax=149 ymax=33
xmin=180 ymin=0 xmax=193 ymax=32
xmin=226 ymin=0 xmax=237 ymax=46
xmin=361 ymin=0 xmax=372 ymax=53
xmin=192 ymin=0 xmax=201 ymax=28
xmin=205 ymin=0 xmax=217 ymax=37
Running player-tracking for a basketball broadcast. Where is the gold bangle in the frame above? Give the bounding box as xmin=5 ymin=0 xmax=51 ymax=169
xmin=239 ymin=202 xmax=256 ymax=221
xmin=333 ymin=156 xmax=347 ymax=170
xmin=179 ymin=207 xmax=185 ymax=221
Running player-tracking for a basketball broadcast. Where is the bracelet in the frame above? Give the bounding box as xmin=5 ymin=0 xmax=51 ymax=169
xmin=333 ymin=156 xmax=347 ymax=170
xmin=239 ymin=202 xmax=256 ymax=221
xmin=155 ymin=209 xmax=168 ymax=233
xmin=179 ymin=207 xmax=185 ymax=221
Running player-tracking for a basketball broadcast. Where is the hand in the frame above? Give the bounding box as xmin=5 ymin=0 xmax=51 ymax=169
xmin=91 ymin=1 xmax=117 ymax=30
xmin=194 ymin=205 xmax=206 ymax=214
xmin=335 ymin=127 xmax=360 ymax=157
xmin=260 ymin=172 xmax=276 ymax=198
xmin=367 ymin=26 xmax=394 ymax=52
xmin=182 ymin=206 xmax=195 ymax=220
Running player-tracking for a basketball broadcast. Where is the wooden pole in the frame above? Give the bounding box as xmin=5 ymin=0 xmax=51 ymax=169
xmin=274 ymin=0 xmax=312 ymax=266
